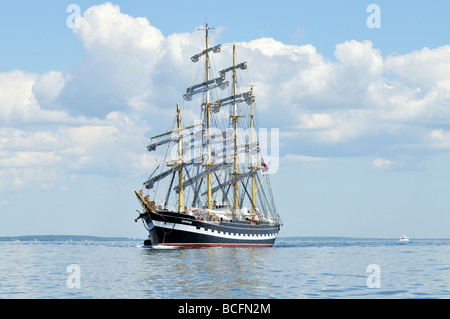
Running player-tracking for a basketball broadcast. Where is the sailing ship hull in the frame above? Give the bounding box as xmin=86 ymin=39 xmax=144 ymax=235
xmin=142 ymin=209 xmax=279 ymax=248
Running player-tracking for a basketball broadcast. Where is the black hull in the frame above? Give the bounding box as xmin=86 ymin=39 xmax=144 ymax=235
xmin=142 ymin=209 xmax=280 ymax=248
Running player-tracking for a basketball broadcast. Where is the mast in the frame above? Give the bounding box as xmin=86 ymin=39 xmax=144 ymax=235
xmin=186 ymin=20 xmax=223 ymax=210
xmin=177 ymin=104 xmax=184 ymax=213
xmin=250 ymin=86 xmax=256 ymax=215
xmin=232 ymin=45 xmax=239 ymax=210
xmin=204 ymin=21 xmax=213 ymax=210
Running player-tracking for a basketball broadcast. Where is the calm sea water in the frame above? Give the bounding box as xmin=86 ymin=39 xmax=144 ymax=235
xmin=1 ymin=237 xmax=449 ymax=299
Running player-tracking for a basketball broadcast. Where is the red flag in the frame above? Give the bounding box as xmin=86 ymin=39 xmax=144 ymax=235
xmin=261 ymin=157 xmax=268 ymax=172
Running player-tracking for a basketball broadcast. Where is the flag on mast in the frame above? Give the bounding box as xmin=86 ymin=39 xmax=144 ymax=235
xmin=261 ymin=157 xmax=269 ymax=172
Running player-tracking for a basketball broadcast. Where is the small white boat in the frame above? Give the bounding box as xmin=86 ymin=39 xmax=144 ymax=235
xmin=399 ymin=235 xmax=409 ymax=242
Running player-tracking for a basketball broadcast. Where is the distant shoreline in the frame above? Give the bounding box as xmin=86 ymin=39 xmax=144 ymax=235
xmin=0 ymin=235 xmax=448 ymax=242
xmin=0 ymin=235 xmax=138 ymax=242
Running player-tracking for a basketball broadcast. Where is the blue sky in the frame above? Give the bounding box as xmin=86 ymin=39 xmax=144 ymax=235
xmin=1 ymin=1 xmax=450 ymax=238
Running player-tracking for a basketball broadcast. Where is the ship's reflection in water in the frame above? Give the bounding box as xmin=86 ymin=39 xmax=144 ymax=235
xmin=140 ymin=246 xmax=277 ymax=298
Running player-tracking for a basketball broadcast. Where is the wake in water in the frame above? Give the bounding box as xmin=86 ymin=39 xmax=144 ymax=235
xmin=137 ymin=244 xmax=180 ymax=250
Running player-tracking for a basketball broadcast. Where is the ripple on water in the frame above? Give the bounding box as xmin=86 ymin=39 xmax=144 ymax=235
xmin=1 ymin=238 xmax=450 ymax=298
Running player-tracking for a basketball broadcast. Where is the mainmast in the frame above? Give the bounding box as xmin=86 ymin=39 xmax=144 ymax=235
xmin=182 ymin=22 xmax=260 ymax=214
xmin=183 ymin=20 xmax=224 ymax=210
xmin=231 ymin=45 xmax=240 ymax=211
xmin=202 ymin=21 xmax=214 ymax=210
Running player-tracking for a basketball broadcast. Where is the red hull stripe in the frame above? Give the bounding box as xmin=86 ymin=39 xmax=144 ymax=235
xmin=158 ymin=243 xmax=274 ymax=248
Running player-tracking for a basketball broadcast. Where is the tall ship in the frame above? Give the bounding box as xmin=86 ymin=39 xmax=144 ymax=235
xmin=134 ymin=22 xmax=281 ymax=247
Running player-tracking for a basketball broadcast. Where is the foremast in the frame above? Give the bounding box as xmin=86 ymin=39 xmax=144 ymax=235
xmin=200 ymin=21 xmax=215 ymax=210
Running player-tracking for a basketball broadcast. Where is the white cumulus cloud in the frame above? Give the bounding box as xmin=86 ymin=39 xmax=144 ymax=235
xmin=2 ymin=2 xmax=450 ymax=191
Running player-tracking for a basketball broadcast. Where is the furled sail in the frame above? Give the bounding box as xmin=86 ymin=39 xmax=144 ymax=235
xmin=209 ymin=141 xmax=259 ymax=159
xmin=173 ymin=162 xmax=230 ymax=193
xmin=149 ymin=124 xmax=202 ymax=140
xmin=219 ymin=62 xmax=247 ymax=76
xmin=210 ymin=91 xmax=255 ymax=112
xmin=147 ymin=127 xmax=203 ymax=152
xmin=206 ymin=170 xmax=257 ymax=195
xmin=144 ymin=162 xmax=192 ymax=189
xmin=190 ymin=44 xmax=221 ymax=63
xmin=183 ymin=75 xmax=229 ymax=101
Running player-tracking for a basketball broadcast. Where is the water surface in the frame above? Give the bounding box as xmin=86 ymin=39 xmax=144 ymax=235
xmin=1 ymin=237 xmax=449 ymax=298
